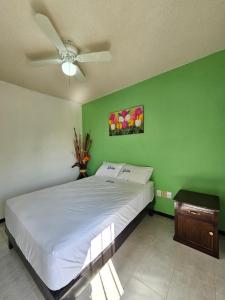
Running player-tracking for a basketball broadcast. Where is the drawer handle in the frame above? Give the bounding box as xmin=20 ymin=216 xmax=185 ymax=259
xmin=209 ymin=231 xmax=214 ymax=236
xmin=188 ymin=210 xmax=200 ymax=216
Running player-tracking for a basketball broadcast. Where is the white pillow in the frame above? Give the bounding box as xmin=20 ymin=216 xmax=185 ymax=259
xmin=95 ymin=162 xmax=124 ymax=178
xmin=117 ymin=164 xmax=153 ymax=184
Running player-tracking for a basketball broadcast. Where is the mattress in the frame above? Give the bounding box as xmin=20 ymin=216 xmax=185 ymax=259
xmin=5 ymin=176 xmax=154 ymax=291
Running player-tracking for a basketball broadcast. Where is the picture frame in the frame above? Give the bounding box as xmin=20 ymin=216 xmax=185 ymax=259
xmin=109 ymin=105 xmax=144 ymax=136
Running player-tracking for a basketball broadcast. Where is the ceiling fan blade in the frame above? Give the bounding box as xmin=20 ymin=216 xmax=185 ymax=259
xmin=76 ymin=51 xmax=112 ymax=63
xmin=74 ymin=65 xmax=85 ymax=81
xmin=30 ymin=57 xmax=62 ymax=66
xmin=34 ymin=13 xmax=66 ymax=52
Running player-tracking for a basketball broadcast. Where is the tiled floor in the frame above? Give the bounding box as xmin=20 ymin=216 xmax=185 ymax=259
xmin=0 ymin=215 xmax=225 ymax=300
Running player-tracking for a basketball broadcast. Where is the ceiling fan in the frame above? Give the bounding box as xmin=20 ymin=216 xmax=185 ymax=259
xmin=29 ymin=13 xmax=112 ymax=80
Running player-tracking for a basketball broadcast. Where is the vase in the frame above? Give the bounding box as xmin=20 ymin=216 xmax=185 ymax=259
xmin=79 ymin=169 xmax=88 ymax=179
xmin=77 ymin=164 xmax=88 ymax=179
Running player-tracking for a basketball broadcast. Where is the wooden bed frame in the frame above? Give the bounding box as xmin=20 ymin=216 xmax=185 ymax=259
xmin=5 ymin=203 xmax=154 ymax=300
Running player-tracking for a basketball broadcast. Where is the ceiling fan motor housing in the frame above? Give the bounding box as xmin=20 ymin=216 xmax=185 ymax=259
xmin=59 ymin=42 xmax=78 ymax=63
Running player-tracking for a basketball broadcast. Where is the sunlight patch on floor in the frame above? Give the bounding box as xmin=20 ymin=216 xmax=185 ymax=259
xmin=91 ymin=259 xmax=124 ymax=300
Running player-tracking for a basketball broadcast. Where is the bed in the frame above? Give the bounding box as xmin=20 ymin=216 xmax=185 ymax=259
xmin=5 ymin=175 xmax=154 ymax=299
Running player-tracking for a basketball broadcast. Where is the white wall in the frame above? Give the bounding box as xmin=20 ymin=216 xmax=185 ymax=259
xmin=0 ymin=81 xmax=82 ymax=219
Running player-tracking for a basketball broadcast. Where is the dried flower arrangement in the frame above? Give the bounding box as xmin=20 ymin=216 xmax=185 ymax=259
xmin=72 ymin=128 xmax=92 ymax=179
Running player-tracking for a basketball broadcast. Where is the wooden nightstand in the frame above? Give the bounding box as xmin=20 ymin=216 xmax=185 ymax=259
xmin=173 ymin=189 xmax=220 ymax=258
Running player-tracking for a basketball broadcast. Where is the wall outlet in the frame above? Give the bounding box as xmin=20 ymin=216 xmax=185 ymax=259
xmin=161 ymin=191 xmax=167 ymax=198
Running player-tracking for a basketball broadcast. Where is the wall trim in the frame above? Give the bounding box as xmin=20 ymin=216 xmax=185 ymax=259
xmin=154 ymin=210 xmax=174 ymax=219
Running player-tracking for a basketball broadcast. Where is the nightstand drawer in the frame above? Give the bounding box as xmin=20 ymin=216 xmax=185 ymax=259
xmin=177 ymin=204 xmax=214 ymax=223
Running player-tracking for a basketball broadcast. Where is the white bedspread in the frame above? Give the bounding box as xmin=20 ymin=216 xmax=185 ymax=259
xmin=5 ymin=176 xmax=154 ymax=291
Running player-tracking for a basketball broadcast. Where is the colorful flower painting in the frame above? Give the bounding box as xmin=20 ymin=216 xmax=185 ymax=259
xmin=109 ymin=106 xmax=144 ymax=136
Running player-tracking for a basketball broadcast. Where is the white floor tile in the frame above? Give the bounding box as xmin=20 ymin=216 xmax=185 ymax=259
xmin=121 ymin=277 xmax=163 ymax=300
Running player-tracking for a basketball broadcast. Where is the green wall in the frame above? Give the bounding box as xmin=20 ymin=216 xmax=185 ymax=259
xmin=83 ymin=50 xmax=225 ymax=230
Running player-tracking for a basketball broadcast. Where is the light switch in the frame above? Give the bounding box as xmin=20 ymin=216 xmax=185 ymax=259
xmin=156 ymin=190 xmax=161 ymax=197
xmin=167 ymin=192 xmax=172 ymax=199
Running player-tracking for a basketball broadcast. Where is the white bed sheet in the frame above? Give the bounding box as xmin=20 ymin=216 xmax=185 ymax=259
xmin=5 ymin=176 xmax=154 ymax=291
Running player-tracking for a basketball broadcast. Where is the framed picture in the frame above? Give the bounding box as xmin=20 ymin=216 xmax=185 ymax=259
xmin=109 ymin=105 xmax=144 ymax=136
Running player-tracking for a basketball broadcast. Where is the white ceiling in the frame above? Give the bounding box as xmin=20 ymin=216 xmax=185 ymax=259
xmin=0 ymin=0 xmax=224 ymax=103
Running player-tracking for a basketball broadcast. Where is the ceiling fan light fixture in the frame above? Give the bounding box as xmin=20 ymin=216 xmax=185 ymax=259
xmin=61 ymin=61 xmax=76 ymax=76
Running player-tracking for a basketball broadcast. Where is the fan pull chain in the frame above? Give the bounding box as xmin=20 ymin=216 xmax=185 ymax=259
xmin=68 ymin=63 xmax=71 ymax=88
